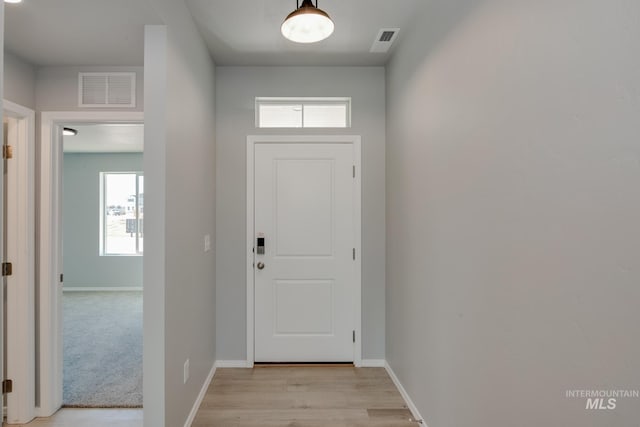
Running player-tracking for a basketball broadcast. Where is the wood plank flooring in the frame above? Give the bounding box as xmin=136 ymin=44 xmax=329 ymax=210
xmin=192 ymin=366 xmax=420 ymax=427
xmin=2 ymin=409 xmax=142 ymax=427
xmin=3 ymin=366 xmax=419 ymax=427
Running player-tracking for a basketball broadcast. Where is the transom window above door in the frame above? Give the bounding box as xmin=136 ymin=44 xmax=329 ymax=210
xmin=255 ymin=97 xmax=351 ymax=128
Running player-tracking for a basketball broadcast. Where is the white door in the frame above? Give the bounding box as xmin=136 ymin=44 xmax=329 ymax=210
xmin=253 ymin=143 xmax=357 ymax=362
xmin=1 ymin=119 xmax=6 ymax=422
xmin=2 ymin=106 xmax=36 ymax=424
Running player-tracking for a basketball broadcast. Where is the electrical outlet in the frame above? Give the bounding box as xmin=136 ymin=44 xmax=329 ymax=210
xmin=184 ymin=359 xmax=190 ymax=384
xmin=204 ymin=234 xmax=211 ymax=252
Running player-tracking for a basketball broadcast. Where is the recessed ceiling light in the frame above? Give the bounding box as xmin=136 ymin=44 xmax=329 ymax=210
xmin=63 ymin=128 xmax=78 ymax=136
xmin=4 ymin=0 xmax=24 ymax=4
xmin=281 ymin=0 xmax=334 ymax=44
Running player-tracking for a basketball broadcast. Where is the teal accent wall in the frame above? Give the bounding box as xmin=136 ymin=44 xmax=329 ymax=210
xmin=63 ymin=153 xmax=143 ymax=288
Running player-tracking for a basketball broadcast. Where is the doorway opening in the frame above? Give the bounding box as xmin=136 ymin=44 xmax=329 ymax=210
xmin=61 ymin=123 xmax=143 ymax=408
xmin=38 ymin=112 xmax=144 ymax=417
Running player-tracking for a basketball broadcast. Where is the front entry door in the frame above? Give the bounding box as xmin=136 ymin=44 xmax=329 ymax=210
xmin=254 ymin=143 xmax=357 ymax=362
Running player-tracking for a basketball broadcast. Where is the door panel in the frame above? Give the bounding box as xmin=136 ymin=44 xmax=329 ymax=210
xmin=275 ymin=160 xmax=333 ymax=257
xmin=254 ymin=143 xmax=355 ymax=362
xmin=274 ymin=280 xmax=333 ymax=335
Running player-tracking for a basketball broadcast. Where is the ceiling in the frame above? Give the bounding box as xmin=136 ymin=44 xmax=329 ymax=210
xmin=185 ymin=0 xmax=421 ymax=66
xmin=4 ymin=0 xmax=420 ymax=67
xmin=63 ymin=124 xmax=144 ymax=153
xmin=4 ymin=0 xmax=161 ymax=66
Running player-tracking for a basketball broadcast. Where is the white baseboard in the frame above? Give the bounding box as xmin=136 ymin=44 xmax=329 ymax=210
xmin=384 ymin=361 xmax=426 ymax=426
xmin=184 ymin=362 xmax=216 ymax=427
xmin=63 ymin=287 xmax=143 ymax=292
xmin=361 ymin=359 xmax=386 ymax=367
xmin=215 ymin=360 xmax=252 ymax=368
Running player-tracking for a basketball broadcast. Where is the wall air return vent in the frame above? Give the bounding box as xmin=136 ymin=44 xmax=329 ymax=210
xmin=78 ymin=72 xmax=136 ymax=108
xmin=370 ymin=28 xmax=400 ymax=53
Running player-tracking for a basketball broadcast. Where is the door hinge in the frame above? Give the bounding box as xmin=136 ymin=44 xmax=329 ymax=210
xmin=353 ymin=330 xmax=356 ymax=343
xmin=2 ymin=262 xmax=12 ymax=277
xmin=352 ymin=248 xmax=356 ymax=260
xmin=2 ymin=145 xmax=13 ymax=160
xmin=60 ymin=273 xmax=64 ymax=283
xmin=353 ymin=165 xmax=355 ymax=178
xmin=2 ymin=379 xmax=13 ymax=394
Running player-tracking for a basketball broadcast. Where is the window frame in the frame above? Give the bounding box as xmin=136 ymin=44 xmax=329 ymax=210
xmin=99 ymin=171 xmax=144 ymax=256
xmin=255 ymin=97 xmax=352 ymax=129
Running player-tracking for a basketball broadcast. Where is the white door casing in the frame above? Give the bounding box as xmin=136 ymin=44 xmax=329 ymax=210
xmin=247 ymin=136 xmax=362 ymax=365
xmin=3 ymin=101 xmax=36 ymax=425
xmin=38 ymin=111 xmax=144 ymax=417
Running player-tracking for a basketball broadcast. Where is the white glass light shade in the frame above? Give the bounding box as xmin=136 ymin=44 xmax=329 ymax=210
xmin=4 ymin=0 xmax=23 ymax=3
xmin=281 ymin=5 xmax=334 ymax=43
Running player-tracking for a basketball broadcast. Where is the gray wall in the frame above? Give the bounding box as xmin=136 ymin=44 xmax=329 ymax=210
xmin=3 ymin=50 xmax=36 ymax=110
xmin=215 ymin=66 xmax=386 ymax=361
xmin=63 ymin=153 xmax=143 ymax=289
xmin=143 ymin=1 xmax=216 ymax=425
xmin=4 ymin=59 xmax=141 ymax=114
xmin=143 ymin=25 xmax=166 ymax=427
xmin=386 ymin=1 xmax=640 ymax=426
xmin=36 ymin=66 xmax=144 ymax=112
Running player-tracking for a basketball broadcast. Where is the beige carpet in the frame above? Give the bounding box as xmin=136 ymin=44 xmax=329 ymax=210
xmin=63 ymin=291 xmax=142 ymax=408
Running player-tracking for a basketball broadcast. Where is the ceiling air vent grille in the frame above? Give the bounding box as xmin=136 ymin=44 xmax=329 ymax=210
xmin=79 ymin=72 xmax=136 ymax=108
xmin=370 ymin=28 xmax=400 ymax=53
xmin=379 ymin=31 xmax=395 ymax=42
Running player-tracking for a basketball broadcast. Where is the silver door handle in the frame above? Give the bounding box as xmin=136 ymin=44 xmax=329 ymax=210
xmin=256 ymin=262 xmax=265 ymax=270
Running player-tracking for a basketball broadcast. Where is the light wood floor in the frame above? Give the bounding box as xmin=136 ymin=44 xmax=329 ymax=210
xmin=192 ymin=366 xmax=420 ymax=427
xmin=4 ymin=366 xmax=419 ymax=427
xmin=2 ymin=409 xmax=142 ymax=427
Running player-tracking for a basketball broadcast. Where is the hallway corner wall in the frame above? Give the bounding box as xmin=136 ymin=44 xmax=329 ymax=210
xmin=143 ymin=1 xmax=217 ymax=426
xmin=3 ymin=50 xmax=36 ymax=110
xmin=215 ymin=66 xmax=386 ymax=362
xmin=385 ymin=1 xmax=640 ymax=426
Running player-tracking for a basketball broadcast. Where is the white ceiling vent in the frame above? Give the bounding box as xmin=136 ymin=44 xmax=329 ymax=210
xmin=78 ymin=72 xmax=136 ymax=108
xmin=370 ymin=28 xmax=400 ymax=53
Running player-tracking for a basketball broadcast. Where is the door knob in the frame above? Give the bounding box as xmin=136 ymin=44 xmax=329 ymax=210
xmin=256 ymin=262 xmax=265 ymax=270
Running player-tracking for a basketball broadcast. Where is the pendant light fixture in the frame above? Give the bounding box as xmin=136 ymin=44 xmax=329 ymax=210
xmin=281 ymin=0 xmax=334 ymax=44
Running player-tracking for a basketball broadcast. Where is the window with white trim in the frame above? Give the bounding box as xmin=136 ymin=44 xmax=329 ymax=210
xmin=100 ymin=172 xmax=144 ymax=255
xmin=256 ymin=97 xmax=351 ymax=128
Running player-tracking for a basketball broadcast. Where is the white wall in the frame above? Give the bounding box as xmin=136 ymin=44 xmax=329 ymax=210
xmin=36 ymin=66 xmax=144 ymax=112
xmin=3 ymin=50 xmax=36 ymax=110
xmin=215 ymin=66 xmax=386 ymax=361
xmin=386 ymin=1 xmax=640 ymax=426
xmin=143 ymin=1 xmax=216 ymax=426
